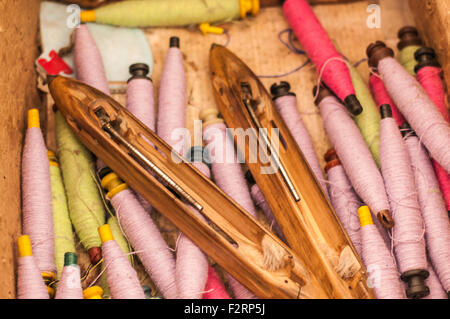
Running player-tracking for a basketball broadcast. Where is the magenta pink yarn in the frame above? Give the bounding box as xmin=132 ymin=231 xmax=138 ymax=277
xmin=404 ymin=134 xmax=450 ymax=292
xmin=326 ymin=164 xmax=362 ymax=256
xmin=250 ymin=184 xmax=285 ymax=241
xmin=369 ymin=74 xmax=405 ymax=127
xmin=74 ymin=24 xmax=110 ymax=95
xmin=157 ymin=46 xmax=186 ymax=155
xmin=55 ymin=264 xmax=83 ymax=299
xmin=378 ymin=57 xmax=450 ymax=173
xmin=17 ymin=256 xmax=50 ymax=299
xmin=360 ymin=224 xmax=405 ymax=299
xmin=274 ymin=95 xmax=329 ymax=198
xmin=111 ymin=189 xmax=178 ymax=299
xmin=282 ymin=0 xmax=355 ymax=102
xmin=126 ymin=78 xmax=156 ymax=131
xmin=319 ymin=96 xmax=390 ymax=216
xmin=416 ymin=66 xmax=450 ymax=211
xmin=102 ymin=239 xmax=146 ymax=299
xmin=202 ymin=266 xmax=231 ymax=299
xmin=379 ymin=117 xmax=427 ymax=274
xmin=22 ymin=127 xmax=55 ymax=275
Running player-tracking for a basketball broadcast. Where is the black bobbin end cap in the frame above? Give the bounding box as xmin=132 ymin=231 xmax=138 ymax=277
xmin=400 ymin=122 xmax=416 ymax=137
xmin=379 ymin=104 xmax=392 ymax=119
xmin=128 ymin=63 xmax=151 ymax=82
xmin=170 ymin=36 xmax=180 ymax=48
xmin=270 ymin=81 xmax=295 ymax=100
xmin=344 ymin=95 xmax=363 ymax=116
xmin=397 ymin=26 xmax=422 ymax=50
xmin=98 ymin=166 xmax=113 ymax=180
xmin=414 ymin=47 xmax=441 ymax=73
xmin=245 ymin=169 xmax=256 ymax=185
xmin=367 ymin=41 xmax=395 ymax=69
xmin=401 ymin=269 xmax=430 ymax=299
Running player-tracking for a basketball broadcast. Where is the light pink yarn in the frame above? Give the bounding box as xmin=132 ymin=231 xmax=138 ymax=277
xmin=112 ymin=189 xmax=178 ymax=299
xmin=74 ymin=24 xmax=110 ymax=95
xmin=326 ymin=164 xmax=362 ymax=255
xmin=127 ymin=78 xmax=156 ymax=131
xmin=424 ymin=262 xmax=447 ymax=299
xmin=319 ymin=96 xmax=390 ymax=216
xmin=202 ymin=266 xmax=231 ymax=299
xmin=175 ymin=161 xmax=210 ymax=299
xmin=55 ymin=265 xmax=83 ymax=299
xmin=22 ymin=127 xmax=55 ymax=274
xmin=404 ymin=134 xmax=450 ymax=292
xmin=379 ymin=117 xmax=427 ymax=274
xmin=378 ymin=57 xmax=450 ymax=173
xmin=157 ymin=46 xmax=186 ymax=154
xmin=17 ymin=256 xmax=49 ymax=299
xmin=360 ymin=223 xmax=405 ymax=299
xmin=102 ymin=239 xmax=146 ymax=299
xmin=274 ymin=95 xmax=329 ymax=198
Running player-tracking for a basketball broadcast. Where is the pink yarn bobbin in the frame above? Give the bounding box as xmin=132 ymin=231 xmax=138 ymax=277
xmin=157 ymin=36 xmax=186 ymax=155
xmin=99 ymin=225 xmax=146 ymax=299
xmin=357 ymin=206 xmax=405 ymax=299
xmin=424 ymin=262 xmax=448 ymax=299
xmin=315 ymin=86 xmax=393 ymax=229
xmin=402 ymin=126 xmax=450 ymax=294
xmin=369 ymin=73 xmax=405 ymax=127
xmin=271 ymin=81 xmax=329 ymax=199
xmin=22 ymin=109 xmax=55 ymax=276
xmin=324 ymin=154 xmax=362 ymax=256
xmin=17 ymin=235 xmax=50 ymax=299
xmin=55 ymin=252 xmax=83 ymax=299
xmin=379 ymin=104 xmax=429 ymax=299
xmin=414 ymin=47 xmax=450 ymax=212
xmin=282 ymin=0 xmax=362 ymax=116
xmin=202 ymin=266 xmax=231 ymax=299
xmin=367 ymin=42 xmax=450 ymax=174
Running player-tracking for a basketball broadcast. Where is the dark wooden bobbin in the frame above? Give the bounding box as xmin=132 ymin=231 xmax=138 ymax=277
xmin=366 ymin=41 xmax=395 ymax=70
xmin=170 ymin=36 xmax=180 ymax=48
xmin=270 ymin=81 xmax=296 ymax=100
xmin=313 ymin=84 xmax=362 ymax=116
xmin=401 ymin=269 xmax=430 ymax=299
xmin=128 ymin=63 xmax=152 ymax=82
xmin=397 ymin=26 xmax=423 ymax=51
xmin=324 ymin=148 xmax=340 ymax=174
xmin=414 ymin=47 xmax=441 ymax=73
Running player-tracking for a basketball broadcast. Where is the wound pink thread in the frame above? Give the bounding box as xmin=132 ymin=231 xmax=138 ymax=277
xmin=202 ymin=266 xmax=231 ymax=299
xmin=282 ymin=0 xmax=356 ymax=102
xmin=55 ymin=264 xmax=83 ymax=299
xmin=112 ymin=189 xmax=178 ymax=299
xmin=319 ymin=96 xmax=390 ymax=216
xmin=250 ymin=184 xmax=285 ymax=241
xmin=424 ymin=262 xmax=447 ymax=299
xmin=369 ymin=73 xmax=405 ymax=127
xmin=404 ymin=133 xmax=450 ymax=292
xmin=175 ymin=161 xmax=210 ymax=299
xmin=379 ymin=117 xmax=427 ymax=275
xmin=17 ymin=255 xmax=49 ymax=299
xmin=127 ymin=77 xmax=156 ymax=131
xmin=273 ymin=94 xmax=329 ymax=198
xmin=102 ymin=239 xmax=146 ymax=299
xmin=326 ymin=164 xmax=362 ymax=255
xmin=74 ymin=24 xmax=110 ymax=95
xmin=377 ymin=57 xmax=450 ymax=173
xmin=157 ymin=38 xmax=186 ymax=155
xmin=360 ymin=222 xmax=405 ymax=299
xmin=416 ymin=65 xmax=450 ymax=212
xmin=22 ymin=126 xmax=55 ymax=275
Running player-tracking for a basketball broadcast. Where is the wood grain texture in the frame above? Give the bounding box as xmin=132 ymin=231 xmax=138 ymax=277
xmin=409 ymin=0 xmax=450 ymax=94
xmin=0 ymin=0 xmax=42 ymax=299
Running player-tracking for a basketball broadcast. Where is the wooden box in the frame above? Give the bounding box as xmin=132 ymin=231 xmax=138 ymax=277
xmin=0 ymin=0 xmax=448 ymax=298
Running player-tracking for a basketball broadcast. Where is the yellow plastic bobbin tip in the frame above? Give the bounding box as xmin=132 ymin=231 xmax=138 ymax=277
xmin=80 ymin=10 xmax=96 ymax=23
xmin=240 ymin=0 xmax=260 ymax=19
xmin=358 ymin=206 xmax=374 ymax=227
xmin=27 ymin=109 xmax=40 ymax=129
xmin=18 ymin=235 xmax=32 ymax=257
xmin=101 ymin=172 xmax=128 ymax=198
xmin=47 ymin=286 xmax=55 ymax=298
xmin=199 ymin=23 xmax=224 ymax=35
xmin=83 ymin=286 xmax=104 ymax=299
xmin=98 ymin=224 xmax=114 ymax=243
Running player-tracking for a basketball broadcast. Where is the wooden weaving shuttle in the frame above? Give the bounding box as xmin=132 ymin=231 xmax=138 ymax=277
xmin=48 ymin=75 xmax=326 ymax=299
xmin=209 ymin=44 xmax=374 ymax=299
